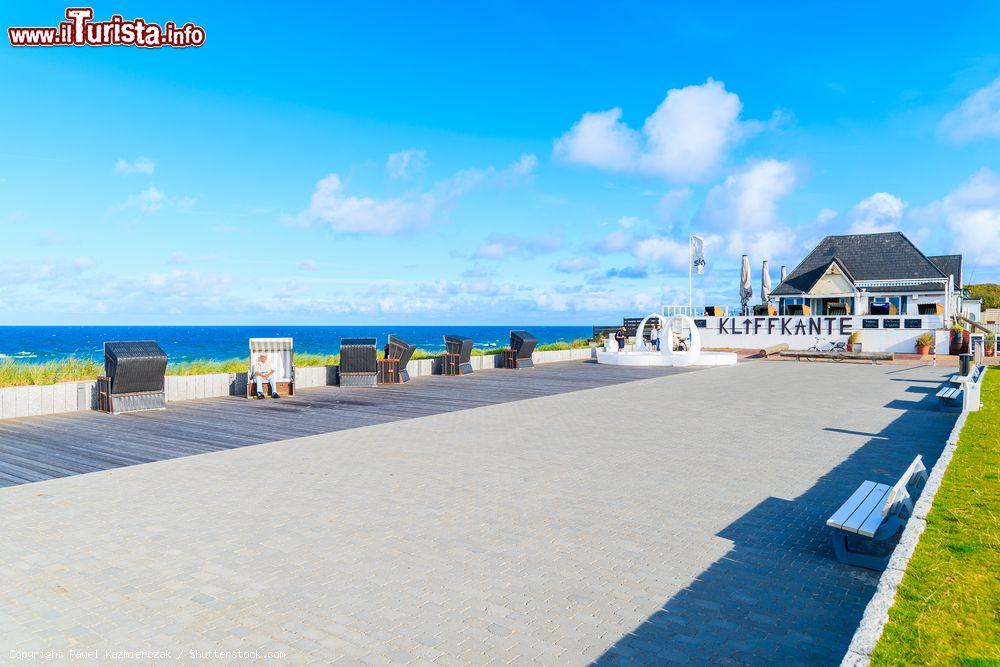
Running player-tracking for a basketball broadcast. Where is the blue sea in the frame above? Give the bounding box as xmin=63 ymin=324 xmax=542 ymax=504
xmin=0 ymin=326 xmax=593 ymax=363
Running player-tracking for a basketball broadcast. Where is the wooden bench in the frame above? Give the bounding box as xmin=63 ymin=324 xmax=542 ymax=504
xmin=779 ymin=350 xmax=893 ymax=364
xmin=827 ymin=455 xmax=928 ymax=570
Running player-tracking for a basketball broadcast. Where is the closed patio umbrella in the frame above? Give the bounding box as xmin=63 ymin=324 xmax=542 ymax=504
xmin=781 ymin=265 xmax=787 ymax=282
xmin=740 ymin=255 xmax=753 ymax=315
xmin=762 ymin=260 xmax=772 ymax=304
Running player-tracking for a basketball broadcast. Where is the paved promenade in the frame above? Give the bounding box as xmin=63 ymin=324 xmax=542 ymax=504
xmin=0 ymin=361 xmax=953 ymax=665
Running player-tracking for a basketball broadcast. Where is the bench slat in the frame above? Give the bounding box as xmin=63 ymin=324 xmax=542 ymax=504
xmin=937 ymin=387 xmax=961 ymax=399
xmin=858 ymin=496 xmax=893 ymax=538
xmin=827 ymin=481 xmax=880 ymax=529
xmin=842 ymin=484 xmax=891 ymax=534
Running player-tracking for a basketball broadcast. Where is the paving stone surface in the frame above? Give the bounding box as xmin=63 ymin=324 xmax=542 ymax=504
xmin=0 ymin=361 xmax=954 ymax=665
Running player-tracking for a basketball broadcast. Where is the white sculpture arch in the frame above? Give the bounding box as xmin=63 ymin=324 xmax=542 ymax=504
xmin=633 ymin=312 xmax=665 ymax=352
xmin=663 ymin=314 xmax=701 ymax=366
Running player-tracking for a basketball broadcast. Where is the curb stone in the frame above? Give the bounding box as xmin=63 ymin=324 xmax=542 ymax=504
xmin=839 ymin=404 xmax=968 ymax=666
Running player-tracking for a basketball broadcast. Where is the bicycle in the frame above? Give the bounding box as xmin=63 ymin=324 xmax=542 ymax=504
xmin=806 ymin=336 xmax=847 ymax=360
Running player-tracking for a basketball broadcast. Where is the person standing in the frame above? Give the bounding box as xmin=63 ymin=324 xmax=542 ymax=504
xmin=614 ymin=326 xmax=626 ymax=351
xmin=649 ymin=322 xmax=660 ymax=351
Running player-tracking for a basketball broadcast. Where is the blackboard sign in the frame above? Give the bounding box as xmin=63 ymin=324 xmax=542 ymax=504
xmin=862 ymin=319 xmax=879 ymax=329
xmin=883 ymin=318 xmax=901 ymax=329
xmin=904 ymin=318 xmax=922 ymax=329
xmin=694 ymin=319 xmax=707 ymax=328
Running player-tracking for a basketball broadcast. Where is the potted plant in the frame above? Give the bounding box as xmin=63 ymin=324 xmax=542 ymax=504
xmin=916 ymin=332 xmax=934 ymax=356
xmin=949 ymin=323 xmax=965 ymax=355
xmin=847 ymin=331 xmax=862 ymax=352
xmin=987 ymin=332 xmax=996 ymax=357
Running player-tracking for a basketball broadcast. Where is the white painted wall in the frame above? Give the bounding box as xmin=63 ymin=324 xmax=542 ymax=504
xmin=696 ymin=315 xmax=944 ymax=353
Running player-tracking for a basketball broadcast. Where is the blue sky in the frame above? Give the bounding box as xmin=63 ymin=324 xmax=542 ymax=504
xmin=2 ymin=1 xmax=1000 ymax=324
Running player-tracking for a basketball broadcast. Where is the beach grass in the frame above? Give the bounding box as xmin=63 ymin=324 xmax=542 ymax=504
xmin=0 ymin=339 xmax=593 ymax=387
xmin=871 ymin=369 xmax=1000 ymax=665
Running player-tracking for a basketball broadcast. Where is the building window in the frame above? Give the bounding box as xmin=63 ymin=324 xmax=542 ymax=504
xmin=868 ymin=296 xmax=906 ymax=315
xmin=780 ymin=297 xmax=805 ymax=315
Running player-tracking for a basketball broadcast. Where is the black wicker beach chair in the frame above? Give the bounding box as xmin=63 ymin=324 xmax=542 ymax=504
xmin=380 ymin=335 xmax=416 ymax=383
xmin=340 ymin=338 xmax=378 ymax=387
xmin=443 ymin=335 xmax=474 ymax=375
xmin=98 ymin=341 xmax=167 ymax=414
xmin=502 ymin=330 xmax=537 ymax=369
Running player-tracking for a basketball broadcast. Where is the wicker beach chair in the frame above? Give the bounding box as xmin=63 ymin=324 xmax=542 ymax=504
xmin=247 ymin=338 xmax=295 ymax=397
xmin=98 ymin=341 xmax=168 ymax=414
xmin=340 ymin=338 xmax=378 ymax=387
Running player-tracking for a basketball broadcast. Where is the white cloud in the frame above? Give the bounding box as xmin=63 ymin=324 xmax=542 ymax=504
xmin=846 ymin=192 xmax=906 ymax=234
xmin=506 ymin=153 xmax=539 ymax=179
xmin=291 ymin=154 xmax=537 ymax=235
xmin=633 ymin=235 xmax=690 ymax=271
xmin=592 ymin=229 xmax=636 ymax=254
xmin=940 ymin=76 xmax=1000 ymax=143
xmin=386 ymin=149 xmax=428 ymax=180
xmin=553 ymin=256 xmax=600 ymax=273
xmin=473 ymin=232 xmax=563 ymax=260
xmin=915 ymin=168 xmax=1000 ymax=266
xmin=553 ymin=79 xmax=768 ymax=182
xmin=696 ymin=159 xmax=797 ymax=231
xmin=298 ymin=259 xmax=317 ymax=271
xmin=115 ymin=156 xmax=155 ymax=174
xmin=814 ymin=208 xmax=838 ymax=224
xmin=295 ymin=173 xmax=437 ymax=235
xmin=656 ymin=188 xmax=691 ymax=221
xmin=553 ymin=108 xmax=640 ymax=172
xmin=114 ymin=185 xmax=165 ymax=213
xmin=168 ymin=252 xmax=191 ymax=265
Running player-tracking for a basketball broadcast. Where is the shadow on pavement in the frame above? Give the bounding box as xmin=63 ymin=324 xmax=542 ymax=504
xmin=594 ymin=382 xmax=954 ymax=665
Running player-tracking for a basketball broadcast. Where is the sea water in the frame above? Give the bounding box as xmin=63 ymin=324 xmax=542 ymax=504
xmin=0 ymin=326 xmax=592 ymax=363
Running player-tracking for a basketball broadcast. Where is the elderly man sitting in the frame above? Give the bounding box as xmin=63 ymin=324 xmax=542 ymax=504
xmin=251 ymin=353 xmax=280 ymax=399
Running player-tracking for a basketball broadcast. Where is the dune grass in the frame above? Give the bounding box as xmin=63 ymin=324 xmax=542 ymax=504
xmin=871 ymin=369 xmax=1000 ymax=665
xmin=0 ymin=339 xmax=594 ymax=388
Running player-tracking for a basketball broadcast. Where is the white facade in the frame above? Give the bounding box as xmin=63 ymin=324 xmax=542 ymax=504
xmin=694 ymin=314 xmax=948 ymax=354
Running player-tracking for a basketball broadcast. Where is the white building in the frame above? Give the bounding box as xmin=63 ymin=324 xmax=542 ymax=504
xmin=770 ymin=232 xmax=961 ymax=318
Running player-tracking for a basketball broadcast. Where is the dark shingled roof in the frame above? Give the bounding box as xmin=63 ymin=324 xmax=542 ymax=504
xmin=928 ymin=254 xmax=962 ymax=287
xmin=772 ymin=232 xmax=955 ymax=296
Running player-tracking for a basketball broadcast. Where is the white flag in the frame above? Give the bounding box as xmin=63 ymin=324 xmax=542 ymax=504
xmin=691 ymin=235 xmax=706 ymax=275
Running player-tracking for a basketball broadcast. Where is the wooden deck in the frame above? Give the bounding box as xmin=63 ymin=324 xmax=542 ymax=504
xmin=0 ymin=360 xmax=695 ymax=488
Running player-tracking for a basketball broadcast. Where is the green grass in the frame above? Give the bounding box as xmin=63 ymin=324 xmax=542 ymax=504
xmin=871 ymin=369 xmax=1000 ymax=666
xmin=0 ymin=339 xmax=594 ymax=387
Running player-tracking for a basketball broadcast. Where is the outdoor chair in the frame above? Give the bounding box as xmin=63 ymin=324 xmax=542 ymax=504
xmin=339 ymin=338 xmax=378 ymax=387
xmin=97 ymin=340 xmax=168 ymax=414
xmin=753 ymin=304 xmax=777 ymax=316
xmin=501 ymin=330 xmax=537 ymax=369
xmin=380 ymin=335 xmax=416 ymax=384
xmin=247 ymin=338 xmax=295 ymax=397
xmin=703 ymin=306 xmax=725 ymax=316
xmin=869 ymin=302 xmax=897 ymax=315
xmin=443 ymin=335 xmax=474 ymax=375
xmin=786 ymin=304 xmax=811 ymax=315
xmin=827 ymin=455 xmax=927 ymax=570
xmin=917 ymin=303 xmax=944 ymax=315
xmin=825 ymin=302 xmax=850 ymax=316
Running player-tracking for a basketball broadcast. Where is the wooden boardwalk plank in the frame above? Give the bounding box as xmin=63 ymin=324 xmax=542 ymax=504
xmin=0 ymin=361 xmax=696 ymax=488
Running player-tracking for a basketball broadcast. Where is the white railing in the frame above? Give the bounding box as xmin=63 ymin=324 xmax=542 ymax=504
xmin=661 ymin=304 xmax=737 ymax=317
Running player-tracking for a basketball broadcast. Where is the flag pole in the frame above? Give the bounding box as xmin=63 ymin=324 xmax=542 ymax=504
xmin=688 ymin=234 xmax=693 ymax=312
